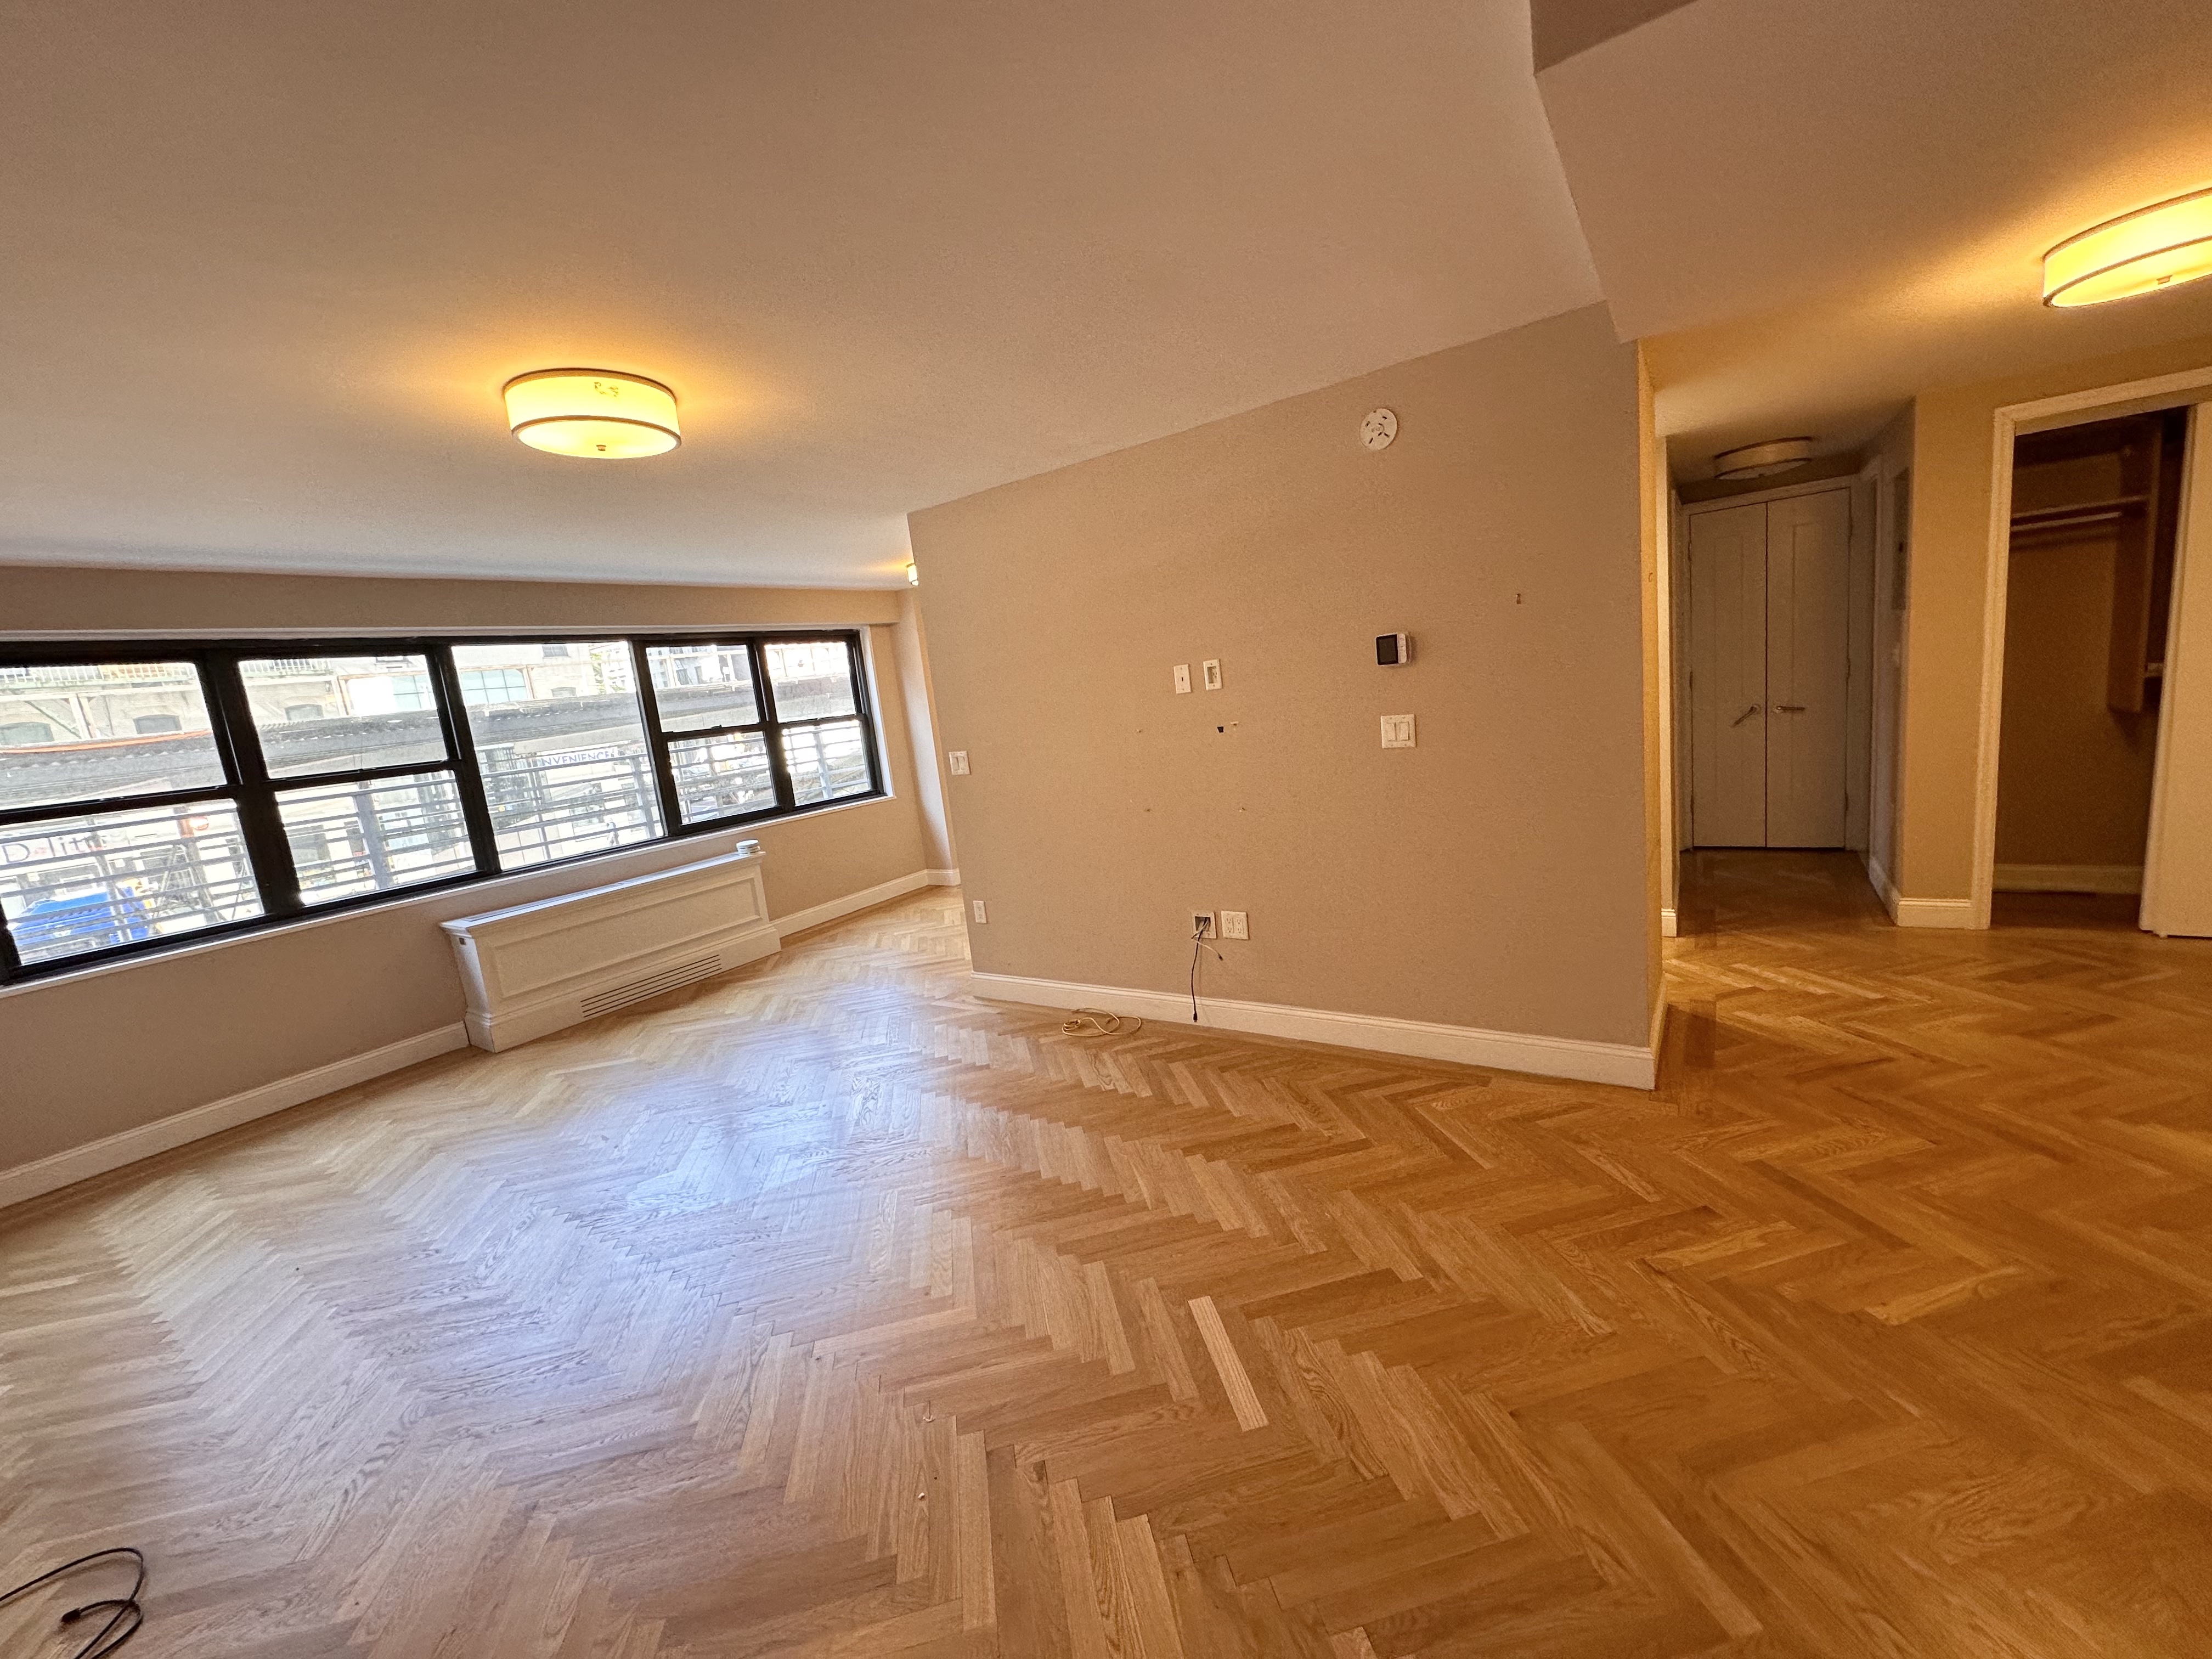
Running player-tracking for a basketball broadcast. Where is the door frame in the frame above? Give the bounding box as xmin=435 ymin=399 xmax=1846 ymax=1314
xmin=1970 ymin=366 xmax=2212 ymax=929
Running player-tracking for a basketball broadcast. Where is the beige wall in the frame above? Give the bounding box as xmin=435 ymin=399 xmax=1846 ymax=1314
xmin=910 ymin=304 xmax=1656 ymax=1049
xmin=1900 ymin=332 xmax=2212 ymax=898
xmin=0 ymin=563 xmax=906 ymax=635
xmin=1 ymin=566 xmax=935 ymax=1173
xmin=891 ymin=590 xmax=958 ymax=873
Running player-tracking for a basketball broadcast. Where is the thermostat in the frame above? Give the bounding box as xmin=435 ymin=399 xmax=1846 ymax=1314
xmin=1375 ymin=632 xmax=1412 ymax=666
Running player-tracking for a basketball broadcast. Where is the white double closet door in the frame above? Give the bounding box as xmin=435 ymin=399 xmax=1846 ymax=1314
xmin=1690 ymin=490 xmax=1851 ymax=848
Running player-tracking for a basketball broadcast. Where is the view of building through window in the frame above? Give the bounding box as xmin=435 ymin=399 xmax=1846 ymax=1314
xmin=451 ymin=642 xmax=664 ymax=869
xmin=0 ymin=661 xmax=226 ymax=812
xmin=239 ymin=654 xmax=449 ymax=778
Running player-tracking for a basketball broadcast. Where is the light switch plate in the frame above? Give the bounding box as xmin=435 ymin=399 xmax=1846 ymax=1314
xmin=947 ymin=750 xmax=970 ymax=775
xmin=971 ymin=899 xmax=988 ymax=924
xmin=1380 ymin=714 xmax=1416 ymax=749
xmin=1173 ymin=664 xmax=1192 ymax=694
xmin=1201 ymin=659 xmax=1223 ymax=691
xmin=1218 ymin=910 xmax=1249 ymax=940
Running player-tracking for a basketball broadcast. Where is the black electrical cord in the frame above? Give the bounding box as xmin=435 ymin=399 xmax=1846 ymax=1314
xmin=1189 ymin=925 xmax=1222 ymax=1022
xmin=0 ymin=1547 xmax=146 ymax=1659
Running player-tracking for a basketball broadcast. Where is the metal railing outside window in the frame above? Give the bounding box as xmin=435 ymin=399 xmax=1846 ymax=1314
xmin=0 ymin=631 xmax=883 ymax=981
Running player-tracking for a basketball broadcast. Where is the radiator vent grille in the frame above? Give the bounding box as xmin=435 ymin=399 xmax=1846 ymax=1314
xmin=579 ymin=953 xmax=723 ymax=1019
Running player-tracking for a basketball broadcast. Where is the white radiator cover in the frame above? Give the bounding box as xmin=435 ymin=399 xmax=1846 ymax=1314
xmin=441 ymin=843 xmax=778 ymax=1051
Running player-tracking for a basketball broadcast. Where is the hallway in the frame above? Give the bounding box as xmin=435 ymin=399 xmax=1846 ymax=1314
xmin=3 ymin=861 xmax=2209 ymax=1656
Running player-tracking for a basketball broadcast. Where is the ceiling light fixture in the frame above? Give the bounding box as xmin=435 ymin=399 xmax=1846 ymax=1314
xmin=503 ymin=369 xmax=680 ymax=458
xmin=1712 ymin=437 xmax=1814 ymax=480
xmin=2043 ymin=187 xmax=2212 ymax=307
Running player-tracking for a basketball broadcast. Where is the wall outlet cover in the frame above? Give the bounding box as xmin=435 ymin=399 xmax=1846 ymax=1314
xmin=947 ymin=750 xmax=970 ymax=775
xmin=1190 ymin=911 xmax=1215 ymax=936
xmin=1201 ymin=659 xmax=1223 ymax=691
xmin=1218 ymin=910 xmax=1249 ymax=940
xmin=970 ymin=899 xmax=988 ymax=924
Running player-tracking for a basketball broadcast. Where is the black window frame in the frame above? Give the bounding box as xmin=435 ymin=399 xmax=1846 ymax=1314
xmin=0 ymin=629 xmax=885 ymax=983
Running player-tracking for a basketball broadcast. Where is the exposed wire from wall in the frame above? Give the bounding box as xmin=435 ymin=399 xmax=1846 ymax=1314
xmin=1062 ymin=1007 xmax=1142 ymax=1037
xmin=1189 ymin=926 xmax=1222 ymax=1022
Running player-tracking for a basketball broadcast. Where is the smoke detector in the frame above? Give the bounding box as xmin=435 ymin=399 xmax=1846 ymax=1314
xmin=1712 ymin=437 xmax=1815 ymax=479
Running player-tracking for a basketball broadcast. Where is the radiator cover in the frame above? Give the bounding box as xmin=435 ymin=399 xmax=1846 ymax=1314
xmin=441 ymin=843 xmax=778 ymax=1051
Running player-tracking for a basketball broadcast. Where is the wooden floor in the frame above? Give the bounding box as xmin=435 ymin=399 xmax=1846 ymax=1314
xmin=5 ymin=850 xmax=2211 ymax=1657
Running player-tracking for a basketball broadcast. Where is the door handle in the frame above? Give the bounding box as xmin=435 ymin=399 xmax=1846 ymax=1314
xmin=1731 ymin=704 xmax=1762 ymax=726
xmin=1774 ymin=704 xmax=1806 ymax=713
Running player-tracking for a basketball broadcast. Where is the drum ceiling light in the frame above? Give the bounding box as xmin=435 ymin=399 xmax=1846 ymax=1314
xmin=1712 ymin=437 xmax=1814 ymax=480
xmin=2043 ymin=187 xmax=2212 ymax=307
xmin=503 ymin=369 xmax=681 ymax=458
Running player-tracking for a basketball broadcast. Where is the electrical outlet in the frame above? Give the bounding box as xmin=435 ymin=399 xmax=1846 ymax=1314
xmin=1380 ymin=714 xmax=1416 ymax=749
xmin=971 ymin=899 xmax=988 ymax=924
xmin=1190 ymin=911 xmax=1215 ymax=938
xmin=1173 ymin=663 xmax=1192 ymax=693
xmin=1218 ymin=910 xmax=1248 ymax=940
xmin=1201 ymin=659 xmax=1223 ymax=691
xmin=947 ymin=750 xmax=970 ymax=775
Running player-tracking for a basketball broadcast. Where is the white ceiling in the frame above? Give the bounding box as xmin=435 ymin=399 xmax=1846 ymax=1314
xmin=0 ymin=1 xmax=1599 ymax=586
xmin=1537 ymin=0 xmax=2212 ymax=475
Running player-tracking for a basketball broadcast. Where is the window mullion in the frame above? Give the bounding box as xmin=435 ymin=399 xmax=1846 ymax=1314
xmin=204 ymin=651 xmax=303 ymax=917
xmin=753 ymin=636 xmax=798 ymax=812
xmin=428 ymin=645 xmax=501 ymax=879
xmin=629 ymin=639 xmax=684 ymax=837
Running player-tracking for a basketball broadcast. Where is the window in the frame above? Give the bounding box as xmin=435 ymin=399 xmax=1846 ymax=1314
xmin=236 ymin=652 xmax=471 ymax=907
xmin=764 ymin=639 xmax=872 ymax=806
xmin=0 ymin=661 xmax=225 ymax=814
xmin=642 ymin=636 xmax=879 ymax=824
xmin=278 ymin=774 xmax=473 ymax=905
xmin=0 ymin=661 xmax=258 ymax=967
xmin=0 ymin=632 xmax=882 ymax=979
xmin=458 ymin=667 xmax=528 ymax=705
xmin=453 ymin=642 xmax=662 ymax=870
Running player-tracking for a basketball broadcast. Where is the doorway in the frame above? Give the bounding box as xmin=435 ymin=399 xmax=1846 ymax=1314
xmin=1992 ymin=411 xmax=2184 ymax=917
xmin=1686 ymin=488 xmax=1852 ymax=847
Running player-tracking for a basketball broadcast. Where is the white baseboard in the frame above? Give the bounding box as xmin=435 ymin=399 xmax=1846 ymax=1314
xmin=969 ymin=972 xmax=1656 ymax=1090
xmin=926 ymin=867 xmax=961 ymax=887
xmin=773 ymin=870 xmax=932 ymax=938
xmin=0 ymin=1024 xmax=468 ymax=1213
xmin=1894 ymin=896 xmax=1978 ymax=929
xmin=1660 ymin=907 xmax=1678 ymax=938
xmin=1994 ymin=863 xmax=2143 ymax=895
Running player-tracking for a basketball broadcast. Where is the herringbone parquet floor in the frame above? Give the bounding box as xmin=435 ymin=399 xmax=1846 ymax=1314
xmin=4 ymin=851 xmax=2210 ymax=1656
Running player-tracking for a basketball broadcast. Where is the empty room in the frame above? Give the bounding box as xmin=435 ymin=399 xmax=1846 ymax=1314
xmin=5 ymin=3 xmax=2212 ymax=1655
